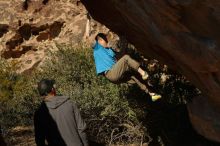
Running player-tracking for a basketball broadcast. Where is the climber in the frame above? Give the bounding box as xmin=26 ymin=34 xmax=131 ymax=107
xmin=92 ymin=33 xmax=161 ymax=101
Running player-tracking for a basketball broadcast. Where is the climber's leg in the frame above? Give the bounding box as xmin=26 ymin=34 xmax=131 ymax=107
xmin=130 ymin=76 xmax=148 ymax=91
xmin=129 ymin=76 xmax=162 ymax=101
xmin=105 ymin=54 xmax=148 ymax=82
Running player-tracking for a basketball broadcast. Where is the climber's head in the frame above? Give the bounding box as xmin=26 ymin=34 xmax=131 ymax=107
xmin=95 ymin=33 xmax=108 ymax=48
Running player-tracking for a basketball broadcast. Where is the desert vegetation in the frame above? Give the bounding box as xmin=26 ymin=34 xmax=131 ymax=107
xmin=0 ymin=44 xmax=202 ymax=146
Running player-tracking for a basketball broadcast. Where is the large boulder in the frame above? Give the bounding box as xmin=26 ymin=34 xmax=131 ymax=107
xmin=81 ymin=0 xmax=220 ymax=142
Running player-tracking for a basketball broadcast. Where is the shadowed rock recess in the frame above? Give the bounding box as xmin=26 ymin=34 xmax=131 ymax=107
xmin=81 ymin=0 xmax=220 ymax=143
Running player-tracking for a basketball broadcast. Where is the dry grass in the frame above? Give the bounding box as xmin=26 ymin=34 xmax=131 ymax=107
xmin=5 ymin=126 xmax=35 ymax=146
xmin=3 ymin=126 xmax=149 ymax=146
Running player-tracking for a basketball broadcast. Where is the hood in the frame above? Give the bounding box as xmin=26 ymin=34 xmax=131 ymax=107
xmin=45 ymin=96 xmax=69 ymax=109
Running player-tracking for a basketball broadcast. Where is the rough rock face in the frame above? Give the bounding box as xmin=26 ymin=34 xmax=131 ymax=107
xmin=0 ymin=0 xmax=110 ymax=72
xmin=81 ymin=0 xmax=220 ymax=142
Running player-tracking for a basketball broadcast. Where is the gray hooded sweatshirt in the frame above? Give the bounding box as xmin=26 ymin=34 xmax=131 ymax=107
xmin=34 ymin=96 xmax=88 ymax=146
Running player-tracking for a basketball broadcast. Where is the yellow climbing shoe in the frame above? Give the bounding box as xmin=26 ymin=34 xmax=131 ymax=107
xmin=142 ymin=71 xmax=149 ymax=80
xmin=149 ymin=93 xmax=162 ymax=102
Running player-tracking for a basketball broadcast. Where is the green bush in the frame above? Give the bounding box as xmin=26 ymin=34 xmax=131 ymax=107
xmin=0 ymin=44 xmax=199 ymax=145
xmin=1 ymin=45 xmax=145 ymax=144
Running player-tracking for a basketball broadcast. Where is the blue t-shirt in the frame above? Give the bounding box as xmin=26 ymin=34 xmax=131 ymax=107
xmin=93 ymin=42 xmax=116 ymax=74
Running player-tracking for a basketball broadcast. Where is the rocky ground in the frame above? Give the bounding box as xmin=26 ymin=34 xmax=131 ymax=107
xmin=3 ymin=126 xmax=35 ymax=146
xmin=3 ymin=126 xmax=149 ymax=146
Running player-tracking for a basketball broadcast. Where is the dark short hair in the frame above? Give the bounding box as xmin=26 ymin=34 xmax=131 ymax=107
xmin=38 ymin=79 xmax=55 ymax=96
xmin=95 ymin=33 xmax=108 ymax=43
